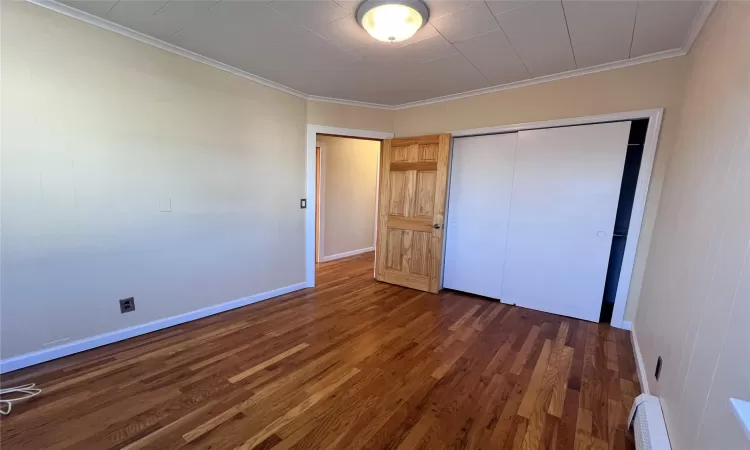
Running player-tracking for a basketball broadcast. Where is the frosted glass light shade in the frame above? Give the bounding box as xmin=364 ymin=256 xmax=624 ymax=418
xmin=357 ymin=1 xmax=428 ymax=43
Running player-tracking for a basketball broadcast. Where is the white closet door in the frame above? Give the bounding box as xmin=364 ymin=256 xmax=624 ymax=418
xmin=502 ymin=122 xmax=631 ymax=321
xmin=443 ymin=133 xmax=518 ymax=299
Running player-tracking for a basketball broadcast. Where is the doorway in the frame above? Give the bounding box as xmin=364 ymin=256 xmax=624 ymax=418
xmin=315 ymin=134 xmax=381 ymax=267
xmin=305 ymin=126 xmax=394 ymax=287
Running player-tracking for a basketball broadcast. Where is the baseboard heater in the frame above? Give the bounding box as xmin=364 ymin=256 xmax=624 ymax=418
xmin=628 ymin=394 xmax=672 ymax=450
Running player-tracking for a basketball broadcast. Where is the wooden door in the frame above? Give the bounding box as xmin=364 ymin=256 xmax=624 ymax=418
xmin=375 ymin=134 xmax=451 ymax=293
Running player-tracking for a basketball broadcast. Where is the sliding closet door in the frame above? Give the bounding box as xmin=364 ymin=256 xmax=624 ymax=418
xmin=502 ymin=122 xmax=631 ymax=321
xmin=443 ymin=133 xmax=517 ymax=299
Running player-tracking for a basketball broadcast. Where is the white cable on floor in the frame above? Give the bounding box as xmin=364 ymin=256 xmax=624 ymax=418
xmin=0 ymin=383 xmax=42 ymax=415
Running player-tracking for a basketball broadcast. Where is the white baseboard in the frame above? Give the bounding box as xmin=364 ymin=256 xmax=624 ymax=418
xmin=319 ymin=247 xmax=374 ymax=263
xmin=631 ymin=325 xmax=650 ymax=394
xmin=622 ymin=320 xmax=633 ymax=330
xmin=0 ymin=282 xmax=308 ymax=374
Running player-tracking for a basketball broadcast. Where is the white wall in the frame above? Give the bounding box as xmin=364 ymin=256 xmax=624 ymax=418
xmin=317 ymin=136 xmax=379 ymax=260
xmin=634 ymin=3 xmax=750 ymax=449
xmin=1 ymin=1 xmax=307 ymax=359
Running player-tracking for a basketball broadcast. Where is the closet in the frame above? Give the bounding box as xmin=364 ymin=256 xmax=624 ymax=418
xmin=443 ymin=121 xmax=634 ymax=323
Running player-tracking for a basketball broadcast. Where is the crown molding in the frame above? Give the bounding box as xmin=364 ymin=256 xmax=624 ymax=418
xmin=306 ymin=94 xmax=396 ymax=110
xmin=27 ymin=0 xmax=710 ymax=112
xmin=389 ymin=49 xmax=686 ymax=110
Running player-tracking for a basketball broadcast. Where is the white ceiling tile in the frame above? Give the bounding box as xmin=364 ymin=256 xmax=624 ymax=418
xmin=242 ymin=28 xmax=359 ymax=75
xmin=453 ymin=28 xmax=530 ymax=84
xmin=402 ymin=22 xmax=440 ymax=45
xmin=424 ymin=0 xmax=481 ymax=20
xmin=114 ymin=0 xmax=219 ymax=41
xmin=347 ymin=26 xmax=440 ymax=60
xmin=318 ymin=14 xmax=373 ymax=51
xmin=166 ymin=3 xmax=305 ymax=68
xmin=60 ymin=0 xmax=118 ymax=16
xmin=399 ymin=53 xmax=490 ymax=103
xmin=431 ymin=2 xmax=499 ymax=43
xmin=333 ymin=0 xmax=359 ymax=14
xmin=270 ymin=0 xmax=350 ymax=33
xmin=485 ymin=0 xmax=534 ymax=15
xmin=495 ymin=0 xmax=576 ymax=76
xmin=186 ymin=0 xmax=309 ymax=49
xmin=630 ymin=0 xmax=702 ymax=57
xmin=104 ymin=0 xmax=170 ymax=36
xmin=349 ymin=40 xmax=408 ymax=62
xmin=563 ymin=0 xmax=637 ymax=67
xmin=322 ymin=15 xmax=438 ymax=51
xmin=184 ymin=0 xmax=275 ymax=31
xmin=400 ymin=34 xmax=457 ymax=62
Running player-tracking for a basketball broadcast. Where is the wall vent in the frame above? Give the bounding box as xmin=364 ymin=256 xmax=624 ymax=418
xmin=628 ymin=394 xmax=672 ymax=450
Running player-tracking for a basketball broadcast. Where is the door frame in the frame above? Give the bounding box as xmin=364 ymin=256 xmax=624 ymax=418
xmin=450 ymin=108 xmax=663 ymax=330
xmin=306 ymin=125 xmax=394 ymax=287
xmin=315 ymin=145 xmax=322 ymax=263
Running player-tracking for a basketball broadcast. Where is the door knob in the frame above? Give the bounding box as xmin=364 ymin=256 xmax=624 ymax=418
xmin=433 ymin=224 xmax=442 ymax=229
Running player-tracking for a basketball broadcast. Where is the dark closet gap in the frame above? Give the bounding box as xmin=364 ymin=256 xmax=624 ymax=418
xmin=599 ymin=119 xmax=649 ymax=323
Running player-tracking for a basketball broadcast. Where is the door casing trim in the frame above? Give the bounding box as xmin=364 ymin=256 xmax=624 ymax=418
xmin=306 ymin=126 xmax=394 ymax=287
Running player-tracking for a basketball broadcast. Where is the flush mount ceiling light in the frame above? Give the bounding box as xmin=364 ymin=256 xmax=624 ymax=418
xmin=356 ymin=0 xmax=429 ymax=43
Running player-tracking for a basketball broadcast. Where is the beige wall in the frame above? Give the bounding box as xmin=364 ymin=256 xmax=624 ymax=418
xmin=634 ymin=3 xmax=750 ymax=449
xmin=306 ymin=101 xmax=393 ymax=133
xmin=1 ymin=2 xmax=307 ymax=358
xmin=393 ymin=57 xmax=688 ymax=137
xmin=317 ymin=136 xmax=380 ymax=260
xmin=395 ymin=57 xmax=690 ymax=321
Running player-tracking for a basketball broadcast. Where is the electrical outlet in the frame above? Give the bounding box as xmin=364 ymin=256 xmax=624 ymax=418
xmin=119 ymin=297 xmax=135 ymax=314
xmin=655 ymin=356 xmax=663 ymax=381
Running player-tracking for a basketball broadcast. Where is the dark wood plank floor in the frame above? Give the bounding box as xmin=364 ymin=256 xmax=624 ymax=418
xmin=0 ymin=252 xmax=640 ymax=449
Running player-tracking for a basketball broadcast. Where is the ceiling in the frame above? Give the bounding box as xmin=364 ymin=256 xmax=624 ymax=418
xmin=55 ymin=0 xmax=711 ymax=107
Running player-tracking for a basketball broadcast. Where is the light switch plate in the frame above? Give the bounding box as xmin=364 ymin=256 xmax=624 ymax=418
xmin=159 ymin=198 xmax=172 ymax=212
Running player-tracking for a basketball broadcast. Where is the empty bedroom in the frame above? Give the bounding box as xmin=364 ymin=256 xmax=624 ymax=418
xmin=1 ymin=0 xmax=748 ymax=449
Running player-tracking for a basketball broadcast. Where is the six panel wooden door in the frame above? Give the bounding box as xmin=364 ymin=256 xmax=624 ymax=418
xmin=375 ymin=134 xmax=451 ymax=293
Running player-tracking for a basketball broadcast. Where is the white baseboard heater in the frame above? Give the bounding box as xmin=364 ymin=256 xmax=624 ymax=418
xmin=628 ymin=394 xmax=672 ymax=450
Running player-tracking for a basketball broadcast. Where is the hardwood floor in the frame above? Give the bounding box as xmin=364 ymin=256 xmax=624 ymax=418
xmin=0 ymin=252 xmax=640 ymax=449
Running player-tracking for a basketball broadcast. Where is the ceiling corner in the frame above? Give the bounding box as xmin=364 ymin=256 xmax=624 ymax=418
xmin=682 ymin=1 xmax=717 ymax=53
